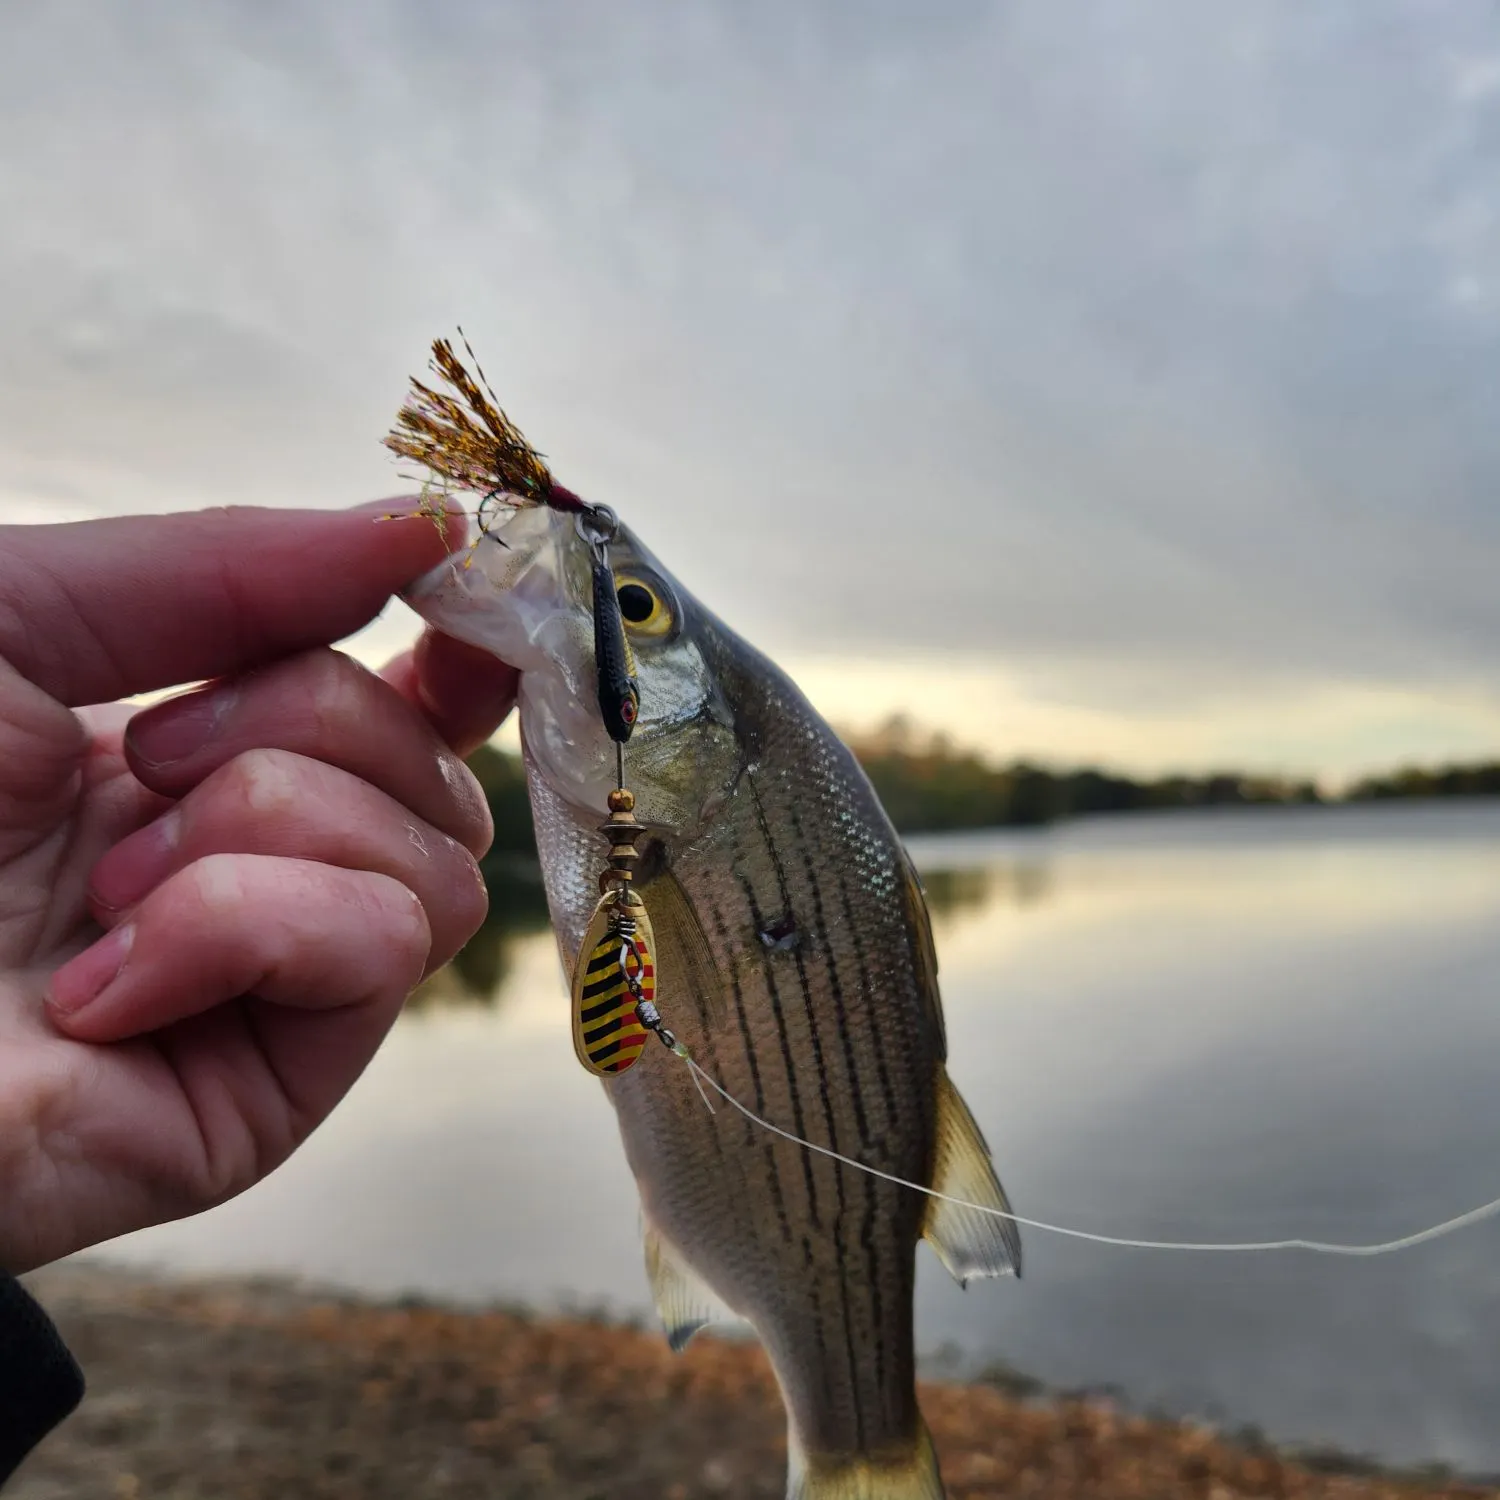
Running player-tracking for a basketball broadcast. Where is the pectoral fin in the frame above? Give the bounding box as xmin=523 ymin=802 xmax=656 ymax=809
xmin=638 ymin=859 xmax=729 ymax=1031
xmin=922 ymin=1069 xmax=1022 ymax=1284
xmin=643 ymin=1223 xmax=729 ymax=1353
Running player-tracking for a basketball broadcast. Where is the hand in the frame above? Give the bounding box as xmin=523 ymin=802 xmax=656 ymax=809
xmin=0 ymin=502 xmax=520 ymax=1274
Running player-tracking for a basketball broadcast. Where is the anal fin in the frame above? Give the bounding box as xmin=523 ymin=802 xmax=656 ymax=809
xmin=643 ymin=1222 xmax=730 ymax=1353
xmin=922 ymin=1069 xmax=1022 ymax=1285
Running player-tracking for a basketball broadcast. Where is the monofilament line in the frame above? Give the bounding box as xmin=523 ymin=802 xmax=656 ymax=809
xmin=678 ymin=1055 xmax=1500 ymax=1259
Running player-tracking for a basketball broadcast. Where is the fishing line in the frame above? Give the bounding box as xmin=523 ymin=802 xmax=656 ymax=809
xmin=382 ymin=350 xmax=1500 ymax=1265
xmin=677 ymin=1055 xmax=1500 ymax=1259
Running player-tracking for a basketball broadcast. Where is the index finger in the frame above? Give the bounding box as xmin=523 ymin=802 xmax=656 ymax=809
xmin=0 ymin=500 xmax=458 ymax=706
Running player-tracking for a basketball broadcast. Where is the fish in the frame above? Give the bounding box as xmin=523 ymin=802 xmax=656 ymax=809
xmin=402 ymin=498 xmax=1021 ymax=1500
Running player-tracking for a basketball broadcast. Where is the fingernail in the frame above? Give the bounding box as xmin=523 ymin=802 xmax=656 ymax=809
xmin=89 ymin=809 xmax=181 ymax=913
xmin=47 ymin=924 xmax=134 ymax=1018
xmin=126 ymin=683 xmax=236 ymax=769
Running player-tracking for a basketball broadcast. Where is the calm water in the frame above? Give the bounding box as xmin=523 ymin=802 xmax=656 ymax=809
xmin=94 ymin=801 xmax=1500 ymax=1472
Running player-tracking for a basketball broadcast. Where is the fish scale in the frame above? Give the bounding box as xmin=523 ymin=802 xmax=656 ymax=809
xmin=410 ymin=506 xmax=1021 ymax=1500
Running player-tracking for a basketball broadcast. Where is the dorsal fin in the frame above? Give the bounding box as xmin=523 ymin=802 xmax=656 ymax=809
xmin=899 ymin=848 xmax=947 ymax=1061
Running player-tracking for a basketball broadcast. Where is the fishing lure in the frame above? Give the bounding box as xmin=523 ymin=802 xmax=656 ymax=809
xmin=386 ymin=334 xmax=681 ymax=1078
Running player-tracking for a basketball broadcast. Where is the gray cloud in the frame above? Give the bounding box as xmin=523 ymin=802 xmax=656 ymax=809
xmin=2 ymin=0 xmax=1498 ymax=731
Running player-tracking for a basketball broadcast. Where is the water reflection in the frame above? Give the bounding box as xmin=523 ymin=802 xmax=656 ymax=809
xmin=93 ymin=801 xmax=1500 ymax=1475
xmin=919 ymin=858 xmax=1054 ymax=925
xmin=425 ymin=844 xmax=1054 ymax=1002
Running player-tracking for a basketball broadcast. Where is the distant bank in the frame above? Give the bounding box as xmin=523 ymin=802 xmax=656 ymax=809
xmin=465 ymin=725 xmax=1500 ymax=848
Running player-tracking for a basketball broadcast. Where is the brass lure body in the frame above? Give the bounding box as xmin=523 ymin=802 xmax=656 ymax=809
xmin=570 ymin=889 xmax=656 ymax=1076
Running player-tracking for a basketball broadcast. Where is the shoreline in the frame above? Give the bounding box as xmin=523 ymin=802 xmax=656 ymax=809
xmin=14 ymin=1264 xmax=1497 ymax=1499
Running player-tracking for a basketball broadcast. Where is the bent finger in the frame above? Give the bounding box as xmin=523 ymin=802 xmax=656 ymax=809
xmin=123 ymin=647 xmax=492 ymax=854
xmin=87 ymin=749 xmax=488 ymax=974
xmin=47 ymin=854 xmax=431 ymax=1047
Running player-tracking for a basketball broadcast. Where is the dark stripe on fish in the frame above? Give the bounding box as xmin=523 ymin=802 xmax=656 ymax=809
xmin=746 ymin=781 xmax=843 ymax=1163
xmin=797 ymin=1232 xmax=830 ymax=1407
xmin=784 ymin=799 xmax=871 ymax=1148
xmin=778 ymin=796 xmax=889 ymax=1428
xmin=746 ymin=778 xmax=870 ymax=1433
xmin=699 ymin=886 xmax=793 ymax=1245
xmin=733 ymin=859 xmax=821 ymax=1231
xmin=832 ymin=858 xmax=900 ymax=1134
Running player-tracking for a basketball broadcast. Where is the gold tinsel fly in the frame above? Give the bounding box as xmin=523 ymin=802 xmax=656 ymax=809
xmin=383 ymin=331 xmax=587 ymax=530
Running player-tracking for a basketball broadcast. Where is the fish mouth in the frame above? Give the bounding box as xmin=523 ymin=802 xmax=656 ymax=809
xmin=401 ymin=499 xmax=630 ymax=810
xmin=402 ymin=497 xmax=744 ymax=833
xmin=401 ymin=502 xmax=575 ymax=671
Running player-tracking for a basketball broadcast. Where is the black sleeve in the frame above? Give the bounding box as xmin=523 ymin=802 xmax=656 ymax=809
xmin=0 ymin=1274 xmax=84 ymax=1486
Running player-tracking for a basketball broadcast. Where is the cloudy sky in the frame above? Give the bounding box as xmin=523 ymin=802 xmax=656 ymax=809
xmin=3 ymin=1 xmax=1499 ymax=782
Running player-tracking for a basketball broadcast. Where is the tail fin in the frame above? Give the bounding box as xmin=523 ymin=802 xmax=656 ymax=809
xmin=787 ymin=1422 xmax=945 ymax=1500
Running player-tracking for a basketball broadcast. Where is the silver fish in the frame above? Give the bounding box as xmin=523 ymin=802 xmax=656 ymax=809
xmin=405 ymin=501 xmax=1020 ymax=1500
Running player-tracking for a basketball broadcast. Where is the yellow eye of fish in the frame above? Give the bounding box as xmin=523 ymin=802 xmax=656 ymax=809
xmin=616 ymin=578 xmax=672 ymax=637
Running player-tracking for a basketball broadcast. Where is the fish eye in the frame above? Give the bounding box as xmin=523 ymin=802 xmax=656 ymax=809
xmin=616 ymin=577 xmax=673 ymax=637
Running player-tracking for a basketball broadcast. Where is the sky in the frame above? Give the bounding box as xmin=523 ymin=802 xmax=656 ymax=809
xmin=3 ymin=1 xmax=1499 ymax=784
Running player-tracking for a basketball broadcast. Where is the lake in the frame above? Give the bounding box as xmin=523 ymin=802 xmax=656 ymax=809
xmin=92 ymin=799 xmax=1500 ymax=1474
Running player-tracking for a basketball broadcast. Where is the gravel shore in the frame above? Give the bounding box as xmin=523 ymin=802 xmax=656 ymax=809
xmin=12 ymin=1265 xmax=1496 ymax=1500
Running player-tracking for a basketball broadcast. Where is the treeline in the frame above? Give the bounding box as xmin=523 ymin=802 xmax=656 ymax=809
xmin=847 ymin=718 xmax=1500 ymax=832
xmin=1344 ymin=763 xmax=1500 ymax=801
xmin=846 ymin=720 xmax=1322 ymax=832
xmin=465 ymin=726 xmax=1500 ymax=852
xmin=853 ymin=750 xmax=1325 ymax=831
